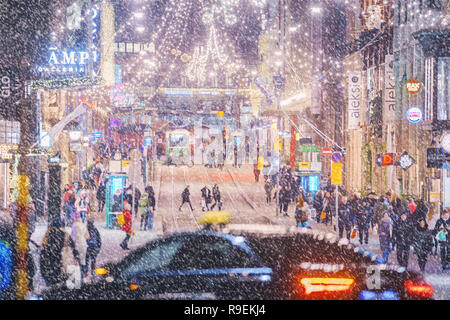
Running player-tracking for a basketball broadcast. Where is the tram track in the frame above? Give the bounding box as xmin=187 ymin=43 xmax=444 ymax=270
xmin=205 ymin=166 xmax=274 ymax=225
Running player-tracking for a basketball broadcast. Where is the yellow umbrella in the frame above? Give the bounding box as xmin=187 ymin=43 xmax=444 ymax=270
xmin=198 ymin=211 xmax=231 ymax=225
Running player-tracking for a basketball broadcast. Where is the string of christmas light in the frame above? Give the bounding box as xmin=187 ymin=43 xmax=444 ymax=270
xmin=185 ymin=24 xmax=233 ymax=83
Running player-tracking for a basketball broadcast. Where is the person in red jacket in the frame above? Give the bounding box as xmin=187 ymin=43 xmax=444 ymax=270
xmin=408 ymin=198 xmax=417 ymax=214
xmin=120 ymin=201 xmax=132 ymax=250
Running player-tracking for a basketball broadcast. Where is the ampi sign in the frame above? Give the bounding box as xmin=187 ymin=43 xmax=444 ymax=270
xmin=36 ymin=47 xmax=98 ymax=74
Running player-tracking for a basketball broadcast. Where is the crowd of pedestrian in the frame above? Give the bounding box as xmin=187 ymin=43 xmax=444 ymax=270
xmin=259 ymin=164 xmax=450 ymax=273
xmin=179 ymin=184 xmax=223 ymax=212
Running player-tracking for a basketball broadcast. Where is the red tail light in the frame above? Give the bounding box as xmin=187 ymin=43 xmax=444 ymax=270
xmin=404 ymin=280 xmax=434 ymax=298
xmin=300 ymin=277 xmax=355 ymax=295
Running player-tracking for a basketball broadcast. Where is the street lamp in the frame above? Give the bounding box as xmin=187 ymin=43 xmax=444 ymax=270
xmin=311 ymin=6 xmax=323 ymax=14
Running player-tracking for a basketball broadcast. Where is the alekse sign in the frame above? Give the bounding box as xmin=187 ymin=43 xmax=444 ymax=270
xmin=348 ymin=71 xmax=361 ymax=129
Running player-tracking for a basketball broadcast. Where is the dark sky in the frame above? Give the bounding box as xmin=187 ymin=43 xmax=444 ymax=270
xmin=113 ymin=0 xmax=263 ymax=62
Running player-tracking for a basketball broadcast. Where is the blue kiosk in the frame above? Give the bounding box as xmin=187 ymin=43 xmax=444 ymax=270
xmin=105 ymin=173 xmax=129 ymax=229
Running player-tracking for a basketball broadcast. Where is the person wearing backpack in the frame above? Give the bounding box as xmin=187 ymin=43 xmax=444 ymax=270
xmin=85 ymin=219 xmax=102 ymax=276
xmin=120 ymin=201 xmax=133 ymax=250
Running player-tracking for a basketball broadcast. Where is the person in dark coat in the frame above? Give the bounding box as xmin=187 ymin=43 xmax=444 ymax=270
xmin=313 ymin=190 xmax=324 ymax=223
xmin=147 ymin=189 xmax=156 ymax=212
xmin=394 ymin=212 xmax=414 ymax=268
xmin=96 ymin=180 xmax=106 ymax=214
xmin=413 ymin=218 xmax=434 ymax=273
xmin=378 ymin=212 xmax=393 ymax=264
xmin=279 ymin=186 xmax=290 ymax=216
xmin=338 ymin=197 xmax=352 ymax=240
xmin=63 ymin=195 xmax=77 ymax=227
xmin=385 ymin=205 xmax=399 ymax=251
xmin=85 ymin=219 xmax=102 ymax=276
xmin=39 ymin=219 xmax=79 ymax=287
xmin=210 ymin=184 xmax=222 ymax=210
xmin=373 ymin=196 xmax=387 ymax=227
xmin=432 ymin=210 xmax=450 ymax=271
xmin=356 ymin=200 xmax=374 ymax=245
xmin=201 ymin=185 xmax=212 ymax=211
xmin=145 ymin=185 xmax=155 ymax=198
xmin=179 ymin=185 xmax=194 ymax=211
xmin=133 ymin=187 xmax=141 ymax=218
xmin=412 ymin=199 xmax=428 ymax=224
xmin=112 ymin=189 xmax=123 ymax=212
xmin=264 ymin=179 xmax=273 ymax=204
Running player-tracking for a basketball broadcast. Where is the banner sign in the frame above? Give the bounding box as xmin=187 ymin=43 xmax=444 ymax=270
xmin=348 ymin=71 xmax=362 ymax=129
xmin=331 ymin=162 xmax=343 ymax=185
xmin=383 ymin=55 xmax=396 ymax=123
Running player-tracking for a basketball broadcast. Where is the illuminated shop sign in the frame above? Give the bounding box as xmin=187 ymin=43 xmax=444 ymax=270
xmin=37 ymin=4 xmax=101 ymax=75
xmin=406 ymin=107 xmax=423 ymax=123
xmin=405 ymin=79 xmax=421 ymax=94
xmin=164 ymin=90 xmax=193 ymax=96
xmin=36 ymin=48 xmax=98 ymax=74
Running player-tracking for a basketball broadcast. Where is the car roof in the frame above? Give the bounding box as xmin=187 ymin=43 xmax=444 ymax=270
xmin=221 ymin=224 xmax=399 ymax=268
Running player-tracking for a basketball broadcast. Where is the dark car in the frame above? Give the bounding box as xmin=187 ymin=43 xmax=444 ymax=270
xmin=39 ymin=225 xmax=434 ymax=300
xmin=0 ymin=217 xmax=15 ymax=300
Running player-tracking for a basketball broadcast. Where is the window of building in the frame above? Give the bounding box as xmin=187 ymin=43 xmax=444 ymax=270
xmin=424 ymin=57 xmax=434 ymax=121
xmin=437 ymin=57 xmax=450 ymax=120
xmin=427 ymin=0 xmax=442 ymax=9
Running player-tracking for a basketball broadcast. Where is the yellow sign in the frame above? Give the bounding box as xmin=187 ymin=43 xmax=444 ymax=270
xmin=298 ymin=162 xmax=310 ymax=168
xmin=271 ymin=121 xmax=277 ymax=131
xmin=0 ymin=144 xmax=18 ymax=159
xmin=257 ymin=156 xmax=264 ymax=170
xmin=121 ymin=160 xmax=130 ymax=167
xmin=331 ymin=162 xmax=342 ymax=185
xmin=429 ymin=192 xmax=441 ymax=203
xmin=217 ymin=111 xmax=224 ymax=117
xmin=274 ymin=136 xmax=282 ymax=151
